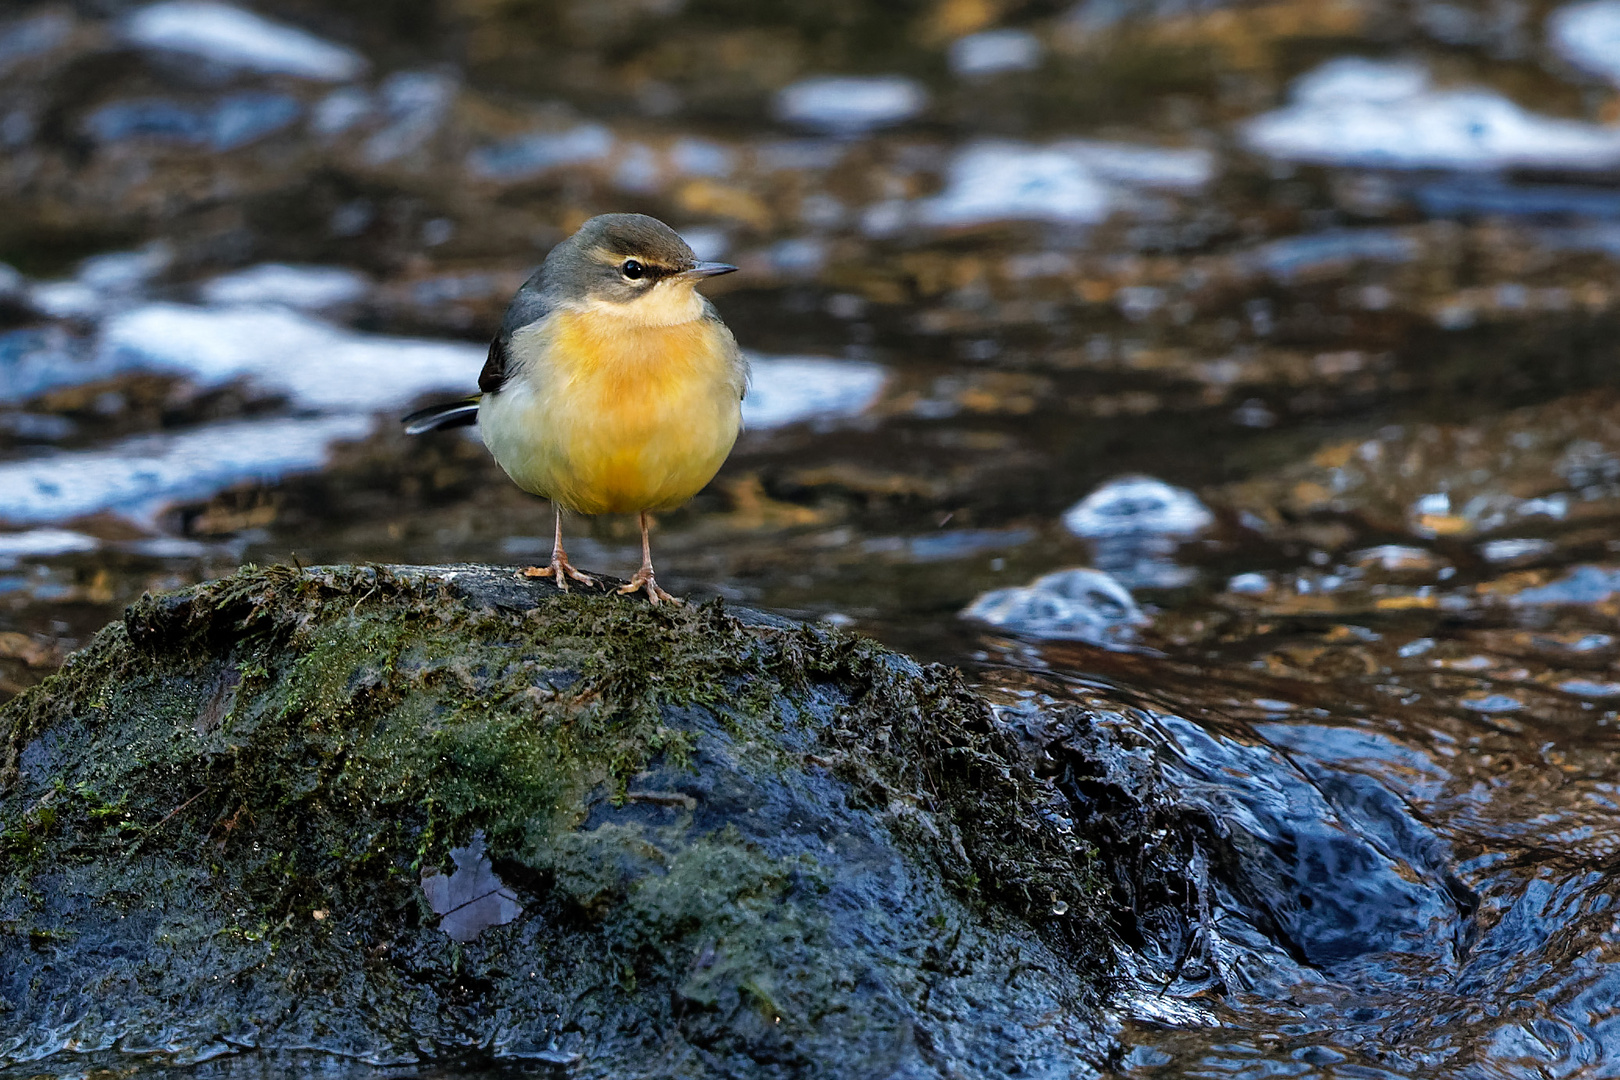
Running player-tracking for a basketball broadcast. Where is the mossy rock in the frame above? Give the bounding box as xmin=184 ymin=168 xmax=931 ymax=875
xmin=0 ymin=565 xmax=1119 ymax=1078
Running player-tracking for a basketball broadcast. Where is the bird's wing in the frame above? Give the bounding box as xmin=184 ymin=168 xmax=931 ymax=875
xmin=703 ymin=298 xmax=749 ymax=401
xmin=734 ymin=338 xmax=750 ymax=402
xmin=478 ymin=336 xmax=510 ymax=394
xmin=480 ymin=272 xmax=555 ymax=395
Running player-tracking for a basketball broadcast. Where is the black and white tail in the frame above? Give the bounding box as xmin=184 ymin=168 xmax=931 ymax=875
xmin=402 ymin=397 xmax=480 ymax=435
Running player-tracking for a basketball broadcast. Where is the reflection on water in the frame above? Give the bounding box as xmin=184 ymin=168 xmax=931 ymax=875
xmin=7 ymin=0 xmax=1620 ymax=1073
xmin=973 ymin=553 xmax=1620 ymax=1076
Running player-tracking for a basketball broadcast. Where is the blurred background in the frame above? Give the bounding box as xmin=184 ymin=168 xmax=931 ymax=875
xmin=8 ymin=0 xmax=1620 ymax=1074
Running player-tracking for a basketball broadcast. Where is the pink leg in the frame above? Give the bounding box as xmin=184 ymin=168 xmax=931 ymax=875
xmin=519 ymin=506 xmax=597 ymax=589
xmin=616 ymin=511 xmax=679 ymax=606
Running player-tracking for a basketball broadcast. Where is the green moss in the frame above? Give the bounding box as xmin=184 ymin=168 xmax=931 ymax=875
xmin=14 ymin=575 xmax=662 ymax=873
xmin=27 ymin=566 xmax=1085 ymax=909
xmin=549 ymin=822 xmax=841 ymax=1020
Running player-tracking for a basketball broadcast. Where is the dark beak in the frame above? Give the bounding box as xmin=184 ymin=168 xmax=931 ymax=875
xmin=685 ymin=261 xmax=739 ymax=278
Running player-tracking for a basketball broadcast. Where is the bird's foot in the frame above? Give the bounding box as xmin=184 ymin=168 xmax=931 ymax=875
xmin=617 ymin=568 xmax=681 ymax=607
xmin=519 ymin=554 xmax=597 ymax=591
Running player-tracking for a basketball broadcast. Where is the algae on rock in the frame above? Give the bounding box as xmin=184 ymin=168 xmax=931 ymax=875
xmin=0 ymin=564 xmax=1117 ymax=1077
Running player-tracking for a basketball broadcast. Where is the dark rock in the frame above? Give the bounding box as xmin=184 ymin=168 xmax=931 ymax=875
xmin=0 ymin=564 xmax=1145 ymax=1078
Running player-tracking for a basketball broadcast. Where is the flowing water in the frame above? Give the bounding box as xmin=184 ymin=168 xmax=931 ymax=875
xmin=6 ymin=0 xmax=1620 ymax=1074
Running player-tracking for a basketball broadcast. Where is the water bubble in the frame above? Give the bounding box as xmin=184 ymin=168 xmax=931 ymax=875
xmin=1063 ymin=476 xmax=1213 ymax=539
xmin=962 ymin=567 xmax=1143 ymax=644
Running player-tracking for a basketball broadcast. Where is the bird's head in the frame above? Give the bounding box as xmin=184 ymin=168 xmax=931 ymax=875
xmin=545 ymin=213 xmax=737 ymax=327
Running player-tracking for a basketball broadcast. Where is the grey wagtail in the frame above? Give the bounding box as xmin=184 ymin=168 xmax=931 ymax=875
xmin=403 ymin=213 xmax=744 ymax=605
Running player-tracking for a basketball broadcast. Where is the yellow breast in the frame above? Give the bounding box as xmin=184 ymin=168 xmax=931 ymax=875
xmin=479 ymin=308 xmax=742 ymax=516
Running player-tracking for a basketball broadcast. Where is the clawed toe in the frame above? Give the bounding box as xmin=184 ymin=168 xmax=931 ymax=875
xmin=617 ymin=572 xmax=680 ymax=606
xmin=562 ymin=564 xmax=597 ymax=587
xmin=519 ymin=557 xmax=596 ymax=590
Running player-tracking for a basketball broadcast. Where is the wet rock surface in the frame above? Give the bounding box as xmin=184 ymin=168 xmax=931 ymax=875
xmin=0 ymin=564 xmax=1180 ymax=1078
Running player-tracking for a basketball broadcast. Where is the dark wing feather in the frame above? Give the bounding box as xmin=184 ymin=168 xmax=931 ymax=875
xmin=402 ymin=398 xmax=479 ymax=435
xmin=478 ymin=336 xmax=509 ymax=394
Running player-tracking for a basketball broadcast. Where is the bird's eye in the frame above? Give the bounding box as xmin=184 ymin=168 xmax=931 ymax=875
xmin=621 ymin=259 xmax=645 ymax=280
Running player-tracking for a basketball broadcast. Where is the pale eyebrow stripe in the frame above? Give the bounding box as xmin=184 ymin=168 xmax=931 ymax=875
xmin=590 ymin=246 xmax=680 ymax=278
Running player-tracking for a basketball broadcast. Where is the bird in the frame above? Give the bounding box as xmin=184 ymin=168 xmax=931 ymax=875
xmin=402 ymin=213 xmax=745 ymax=606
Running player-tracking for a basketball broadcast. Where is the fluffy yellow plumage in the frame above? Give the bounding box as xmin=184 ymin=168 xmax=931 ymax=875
xmin=479 ymin=309 xmax=742 ymax=516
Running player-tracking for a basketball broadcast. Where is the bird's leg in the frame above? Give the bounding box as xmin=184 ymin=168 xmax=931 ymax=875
xmin=617 ymin=511 xmax=680 ymax=606
xmin=520 ymin=507 xmax=597 ymax=589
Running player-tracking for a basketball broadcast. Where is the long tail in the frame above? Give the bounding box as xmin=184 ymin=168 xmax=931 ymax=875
xmin=403 ymin=397 xmax=479 ymax=435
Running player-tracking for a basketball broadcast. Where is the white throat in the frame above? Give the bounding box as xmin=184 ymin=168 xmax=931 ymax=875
xmin=586 ymin=280 xmax=704 ymax=328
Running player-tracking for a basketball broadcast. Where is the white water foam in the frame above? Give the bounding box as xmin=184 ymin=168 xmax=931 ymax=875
xmin=98 ymin=303 xmax=483 ymax=412
xmin=774 ymin=76 xmax=927 ymax=133
xmin=950 ymin=30 xmax=1042 ymax=76
xmin=0 ymin=529 xmax=101 ymax=567
xmin=1242 ymin=57 xmax=1620 ymax=170
xmin=200 ymin=265 xmax=370 ymax=310
xmin=743 ymin=355 xmax=888 ymax=430
xmin=122 ymin=1 xmax=367 ymax=81
xmin=0 ymin=415 xmax=373 ymax=525
xmin=917 ymin=139 xmax=1214 ymax=227
xmin=1549 ymin=1 xmax=1620 ymax=85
